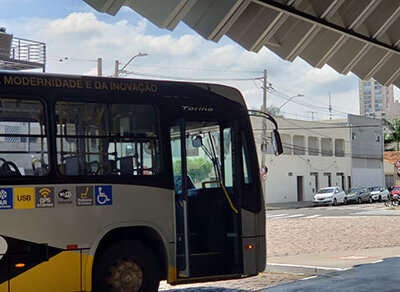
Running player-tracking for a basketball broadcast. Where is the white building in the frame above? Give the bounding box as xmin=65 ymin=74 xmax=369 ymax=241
xmin=252 ymin=115 xmax=383 ymax=203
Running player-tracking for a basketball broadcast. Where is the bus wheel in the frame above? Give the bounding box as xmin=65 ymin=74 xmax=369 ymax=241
xmin=93 ymin=240 xmax=160 ymax=292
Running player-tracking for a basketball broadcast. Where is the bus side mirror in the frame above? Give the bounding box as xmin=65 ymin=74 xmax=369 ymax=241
xmin=192 ymin=135 xmax=203 ymax=148
xmin=271 ymin=130 xmax=283 ymax=156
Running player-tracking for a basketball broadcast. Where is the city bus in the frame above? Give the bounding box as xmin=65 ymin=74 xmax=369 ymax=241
xmin=0 ymin=71 xmax=282 ymax=292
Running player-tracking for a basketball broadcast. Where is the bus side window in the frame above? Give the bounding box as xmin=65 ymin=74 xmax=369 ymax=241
xmin=55 ymin=102 xmax=160 ymax=176
xmin=242 ymin=134 xmax=253 ymax=185
xmin=241 ymin=131 xmax=261 ymax=213
xmin=0 ymin=98 xmax=49 ymax=176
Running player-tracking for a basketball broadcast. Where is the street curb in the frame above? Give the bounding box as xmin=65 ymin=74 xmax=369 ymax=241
xmin=265 ymin=263 xmax=349 ymax=275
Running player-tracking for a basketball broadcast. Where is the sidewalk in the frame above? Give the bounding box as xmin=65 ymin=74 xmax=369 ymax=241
xmin=266 ymin=246 xmax=400 ymax=275
xmin=266 ymin=201 xmax=314 ymax=210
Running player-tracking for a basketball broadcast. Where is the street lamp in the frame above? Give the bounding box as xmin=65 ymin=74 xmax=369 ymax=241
xmin=115 ymin=52 xmax=148 ymax=77
xmin=278 ymin=94 xmax=304 ymax=109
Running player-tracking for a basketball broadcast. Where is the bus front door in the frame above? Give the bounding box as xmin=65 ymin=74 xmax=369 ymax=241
xmin=170 ymin=120 xmax=242 ymax=280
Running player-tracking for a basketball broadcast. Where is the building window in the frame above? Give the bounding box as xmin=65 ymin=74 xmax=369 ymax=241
xmin=281 ymin=134 xmax=292 ymax=155
xmin=334 ymin=139 xmax=345 ymax=157
xmin=375 ymin=132 xmax=381 ymax=142
xmin=321 ymin=138 xmax=333 ymax=156
xmin=308 ymin=137 xmax=319 ymax=156
xmin=293 ymin=135 xmax=305 ymax=155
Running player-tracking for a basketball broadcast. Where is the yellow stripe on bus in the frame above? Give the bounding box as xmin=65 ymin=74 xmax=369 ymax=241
xmin=0 ymin=251 xmax=93 ymax=292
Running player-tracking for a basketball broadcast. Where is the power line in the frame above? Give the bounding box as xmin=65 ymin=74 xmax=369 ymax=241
xmin=269 ymin=81 xmax=356 ymax=115
xmin=263 ymin=137 xmax=383 ymax=159
xmin=253 ymin=124 xmax=382 ymax=131
xmin=125 ymin=71 xmax=262 ymax=82
xmin=136 ymin=64 xmax=263 ymax=74
xmin=267 ymin=88 xmax=352 ymax=117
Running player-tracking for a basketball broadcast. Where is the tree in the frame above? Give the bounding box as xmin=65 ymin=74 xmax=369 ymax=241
xmin=384 ymin=119 xmax=400 ymax=151
xmin=266 ymin=106 xmax=283 ymax=117
xmin=173 ymin=158 xmax=213 ymax=185
xmin=249 ymin=105 xmax=283 ymax=117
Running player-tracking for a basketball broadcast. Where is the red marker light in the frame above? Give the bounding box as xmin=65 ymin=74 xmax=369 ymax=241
xmin=245 ymin=244 xmax=254 ymax=250
xmin=15 ymin=263 xmax=25 ymax=268
xmin=67 ymin=244 xmax=78 ymax=250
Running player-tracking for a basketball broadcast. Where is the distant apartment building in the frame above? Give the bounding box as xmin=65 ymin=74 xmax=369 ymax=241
xmin=359 ymin=78 xmax=394 ymax=117
xmin=252 ymin=115 xmax=383 ymax=203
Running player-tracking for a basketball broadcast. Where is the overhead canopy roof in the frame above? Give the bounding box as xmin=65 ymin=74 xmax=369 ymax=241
xmin=84 ymin=0 xmax=400 ymax=87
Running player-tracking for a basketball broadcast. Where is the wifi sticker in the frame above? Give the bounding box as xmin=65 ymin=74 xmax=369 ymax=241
xmin=35 ymin=187 xmax=55 ymax=208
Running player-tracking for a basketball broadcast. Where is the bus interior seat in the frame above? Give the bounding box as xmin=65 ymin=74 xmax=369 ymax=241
xmin=174 ymin=175 xmax=195 ymax=194
xmin=34 ymin=166 xmax=50 ymax=176
xmin=65 ymin=156 xmax=80 ymax=175
xmin=120 ymin=156 xmax=134 ymax=176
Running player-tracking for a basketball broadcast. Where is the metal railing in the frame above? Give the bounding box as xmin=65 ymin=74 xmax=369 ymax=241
xmin=10 ymin=36 xmax=46 ymax=66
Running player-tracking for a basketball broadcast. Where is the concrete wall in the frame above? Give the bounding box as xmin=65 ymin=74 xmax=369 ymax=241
xmin=348 ymin=114 xmax=384 ymax=188
xmin=252 ymin=117 xmax=351 ymax=204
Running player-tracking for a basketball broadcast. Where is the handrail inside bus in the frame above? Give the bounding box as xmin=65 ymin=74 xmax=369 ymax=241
xmin=201 ymin=180 xmax=239 ymax=214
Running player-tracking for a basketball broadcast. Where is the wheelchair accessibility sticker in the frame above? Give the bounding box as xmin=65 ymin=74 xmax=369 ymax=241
xmin=95 ymin=186 xmax=112 ymax=206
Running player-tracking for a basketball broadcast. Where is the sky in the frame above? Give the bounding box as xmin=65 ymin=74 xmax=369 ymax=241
xmin=0 ymin=0 xmax=377 ymax=121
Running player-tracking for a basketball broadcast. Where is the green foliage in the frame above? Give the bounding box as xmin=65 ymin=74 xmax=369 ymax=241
xmin=249 ymin=106 xmax=283 ymax=117
xmin=173 ymin=158 xmax=213 ymax=184
xmin=384 ymin=119 xmax=400 ymax=151
xmin=266 ymin=106 xmax=283 ymax=117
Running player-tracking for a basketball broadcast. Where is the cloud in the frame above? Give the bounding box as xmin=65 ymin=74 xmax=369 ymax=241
xmin=4 ymin=12 xmax=361 ymax=120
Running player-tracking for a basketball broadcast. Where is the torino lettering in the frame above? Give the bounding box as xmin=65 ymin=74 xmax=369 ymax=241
xmin=181 ymin=106 xmax=214 ymax=112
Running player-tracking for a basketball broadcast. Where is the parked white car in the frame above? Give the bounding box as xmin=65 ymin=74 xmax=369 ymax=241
xmin=313 ymin=186 xmax=346 ymax=206
xmin=369 ymin=186 xmax=389 ymax=202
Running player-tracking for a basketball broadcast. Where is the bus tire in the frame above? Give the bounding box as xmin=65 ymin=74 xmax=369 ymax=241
xmin=93 ymin=240 xmax=160 ymax=292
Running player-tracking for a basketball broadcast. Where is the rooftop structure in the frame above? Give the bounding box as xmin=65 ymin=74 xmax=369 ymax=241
xmin=0 ymin=28 xmax=46 ymax=72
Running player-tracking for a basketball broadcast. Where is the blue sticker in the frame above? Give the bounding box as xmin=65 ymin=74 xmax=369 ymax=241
xmin=0 ymin=188 xmax=13 ymax=209
xmin=95 ymin=186 xmax=112 ymax=206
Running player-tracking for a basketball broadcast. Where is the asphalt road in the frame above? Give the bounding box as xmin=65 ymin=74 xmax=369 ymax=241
xmin=266 ymin=202 xmax=398 ymax=220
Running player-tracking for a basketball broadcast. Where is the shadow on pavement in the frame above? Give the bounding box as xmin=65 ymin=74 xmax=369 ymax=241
xmin=160 ymin=288 xmax=251 ymax=292
xmin=266 ymin=257 xmax=397 ymax=292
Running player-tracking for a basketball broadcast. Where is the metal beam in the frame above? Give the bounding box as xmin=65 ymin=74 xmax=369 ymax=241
xmin=285 ymin=0 xmax=345 ymax=61
xmin=251 ymin=12 xmax=287 ymax=51
xmin=315 ymin=0 xmax=381 ymax=67
xmin=341 ymin=5 xmax=400 ymax=75
xmin=251 ymin=0 xmax=303 ymax=52
xmin=372 ymin=5 xmax=400 ymax=39
xmin=256 ymin=0 xmax=400 ymax=61
xmin=385 ymin=66 xmax=400 ymax=86
xmin=364 ymin=51 xmax=393 ymax=80
xmin=209 ymin=0 xmax=251 ymax=41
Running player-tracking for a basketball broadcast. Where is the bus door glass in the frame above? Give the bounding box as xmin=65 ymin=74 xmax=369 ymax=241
xmin=170 ymin=120 xmax=241 ymax=279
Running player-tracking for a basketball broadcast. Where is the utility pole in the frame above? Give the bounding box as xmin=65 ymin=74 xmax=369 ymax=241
xmin=114 ymin=52 xmax=148 ymax=77
xmin=114 ymin=60 xmax=120 ymax=77
xmin=329 ymin=92 xmax=333 ymax=120
xmin=97 ymin=58 xmax=102 ymax=77
xmin=307 ymin=111 xmax=317 ymax=120
xmin=261 ymin=69 xmax=267 ymax=197
xmin=261 ymin=69 xmax=267 ymax=162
